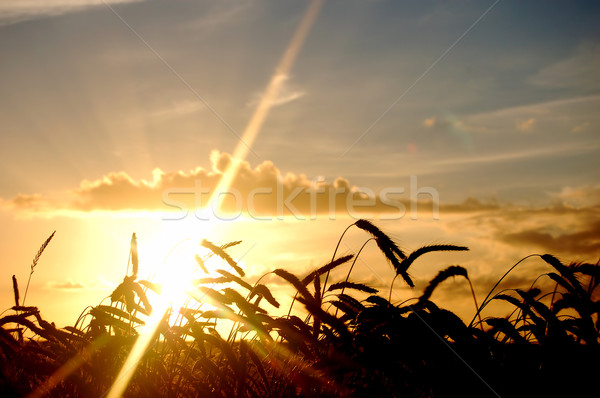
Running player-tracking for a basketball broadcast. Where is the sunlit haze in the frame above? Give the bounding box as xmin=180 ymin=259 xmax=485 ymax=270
xmin=1 ymin=0 xmax=598 ymax=354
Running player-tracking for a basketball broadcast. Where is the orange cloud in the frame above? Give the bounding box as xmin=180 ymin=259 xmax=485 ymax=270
xmin=516 ymin=117 xmax=536 ymax=132
xmin=4 ymin=150 xmax=453 ymax=220
xmin=422 ymin=116 xmax=437 ymax=128
xmin=551 ymin=185 xmax=600 ymax=208
xmin=10 ymin=151 xmax=596 ymax=227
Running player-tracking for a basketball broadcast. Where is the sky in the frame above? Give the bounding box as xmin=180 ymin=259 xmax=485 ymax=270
xmin=0 ymin=0 xmax=599 ymax=326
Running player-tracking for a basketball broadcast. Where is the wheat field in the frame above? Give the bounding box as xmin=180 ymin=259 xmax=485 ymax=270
xmin=1 ymin=220 xmax=599 ymax=397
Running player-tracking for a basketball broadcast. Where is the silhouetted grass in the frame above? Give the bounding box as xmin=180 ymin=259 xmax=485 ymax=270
xmin=1 ymin=222 xmax=599 ymax=397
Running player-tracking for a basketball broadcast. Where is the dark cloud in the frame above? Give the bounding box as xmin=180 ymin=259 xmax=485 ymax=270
xmin=500 ymin=221 xmax=600 ymax=256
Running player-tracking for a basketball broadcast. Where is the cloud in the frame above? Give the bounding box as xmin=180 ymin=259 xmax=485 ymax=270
xmin=0 ymin=0 xmax=144 ymax=26
xmin=439 ymin=197 xmax=499 ymax=213
xmin=432 ymin=141 xmax=597 ymax=168
xmin=183 ymin=2 xmax=251 ymax=32
xmin=45 ymin=276 xmax=113 ymax=291
xmin=147 ymin=100 xmax=204 ymax=121
xmin=529 ymin=42 xmax=600 ymax=90
xmin=422 ymin=115 xmax=473 ymax=132
xmin=500 ymin=221 xmax=600 ymax=256
xmin=550 ymin=185 xmax=600 ymax=208
xmin=422 ymin=116 xmax=437 ymax=128
xmin=571 ymin=122 xmax=590 ymax=133
xmin=3 ymin=150 xmax=444 ymax=219
xmin=247 ymin=74 xmax=306 ymax=108
xmin=2 ymin=150 xmax=510 ymax=220
xmin=406 ymin=143 xmax=418 ymax=154
xmin=3 ymin=151 xmax=596 ymax=228
xmin=451 ymin=202 xmax=600 ymax=259
xmin=46 ymin=279 xmax=85 ymax=290
xmin=459 ymin=95 xmax=600 ymax=135
xmin=516 ymin=117 xmax=535 ymax=132
xmin=7 ymin=194 xmax=51 ymax=212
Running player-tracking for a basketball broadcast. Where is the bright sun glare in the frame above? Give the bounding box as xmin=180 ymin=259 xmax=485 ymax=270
xmin=108 ymin=1 xmax=324 ymax=395
xmin=107 ymin=217 xmax=226 ymax=398
xmin=142 ymin=215 xmax=225 ymax=313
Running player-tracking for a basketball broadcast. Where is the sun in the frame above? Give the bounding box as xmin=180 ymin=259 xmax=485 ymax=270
xmin=153 ymin=241 xmax=199 ymax=310
xmin=139 ymin=218 xmax=216 ymax=308
xmin=106 ymin=215 xmax=240 ymax=398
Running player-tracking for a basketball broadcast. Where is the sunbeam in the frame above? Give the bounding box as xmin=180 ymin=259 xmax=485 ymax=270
xmin=106 ymin=1 xmax=323 ymax=396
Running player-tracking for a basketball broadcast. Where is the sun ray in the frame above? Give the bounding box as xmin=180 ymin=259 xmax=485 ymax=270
xmin=107 ymin=2 xmax=323 ymax=396
xmin=208 ymin=0 xmax=324 ymax=213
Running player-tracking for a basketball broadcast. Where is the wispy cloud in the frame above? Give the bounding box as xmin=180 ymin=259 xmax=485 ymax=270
xmin=0 ymin=0 xmax=144 ymax=26
xmin=247 ymin=74 xmax=306 ymax=108
xmin=529 ymin=42 xmax=600 ymax=90
xmin=182 ymin=1 xmax=251 ymax=32
xmin=460 ymin=95 xmax=600 ymax=135
xmin=46 ymin=276 xmax=113 ymax=291
xmin=433 ymin=141 xmax=599 ymax=168
xmin=146 ymin=100 xmax=205 ymax=121
xmin=475 ymin=95 xmax=600 ymax=119
xmin=46 ymin=279 xmax=86 ymax=290
xmin=516 ymin=117 xmax=536 ymax=132
xmin=571 ymin=122 xmax=590 ymax=133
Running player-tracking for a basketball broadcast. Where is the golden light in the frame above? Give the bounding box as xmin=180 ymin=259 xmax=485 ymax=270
xmin=137 ymin=213 xmax=228 ymax=311
xmin=107 ymin=1 xmax=323 ymax=396
xmin=106 ymin=219 xmax=218 ymax=398
xmin=151 ymin=240 xmax=197 ymax=310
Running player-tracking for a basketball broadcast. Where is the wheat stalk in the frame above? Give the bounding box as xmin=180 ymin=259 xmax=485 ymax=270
xmin=22 ymin=231 xmax=55 ymax=306
xmin=354 ymin=220 xmax=415 ymax=287
xmin=12 ymin=275 xmax=20 ymax=307
xmin=418 ymin=265 xmax=468 ymax=304
xmin=129 ymin=233 xmax=139 ymax=278
xmin=202 ymin=239 xmax=245 ymax=277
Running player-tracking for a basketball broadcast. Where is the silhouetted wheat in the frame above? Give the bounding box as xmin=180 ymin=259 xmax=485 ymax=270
xmin=215 ymin=269 xmax=253 ymax=291
xmin=354 ymin=219 xmax=414 ymax=287
xmin=418 ymin=265 xmax=468 ymax=304
xmin=11 ymin=275 xmax=19 ymax=307
xmin=301 ymin=254 xmax=354 ymax=285
xmin=201 ymin=239 xmax=245 ymax=277
xmin=128 ymin=233 xmax=139 ymax=278
xmin=327 ymin=281 xmax=378 ymax=294
xmin=274 ymin=269 xmax=312 ymax=302
xmin=2 ymin=223 xmax=599 ymax=397
xmin=22 ymin=231 xmax=55 ymax=306
xmin=195 ymin=254 xmax=209 ymax=273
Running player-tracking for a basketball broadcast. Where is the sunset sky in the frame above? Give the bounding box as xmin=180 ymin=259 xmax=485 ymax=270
xmin=1 ymin=0 xmax=598 ymax=326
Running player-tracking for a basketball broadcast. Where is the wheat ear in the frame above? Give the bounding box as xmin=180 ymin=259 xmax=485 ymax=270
xmin=22 ymin=231 xmax=55 ymax=306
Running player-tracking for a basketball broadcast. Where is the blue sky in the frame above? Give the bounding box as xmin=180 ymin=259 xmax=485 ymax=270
xmin=0 ymin=0 xmax=598 ymax=324
xmin=1 ymin=0 xmax=598 ymax=202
